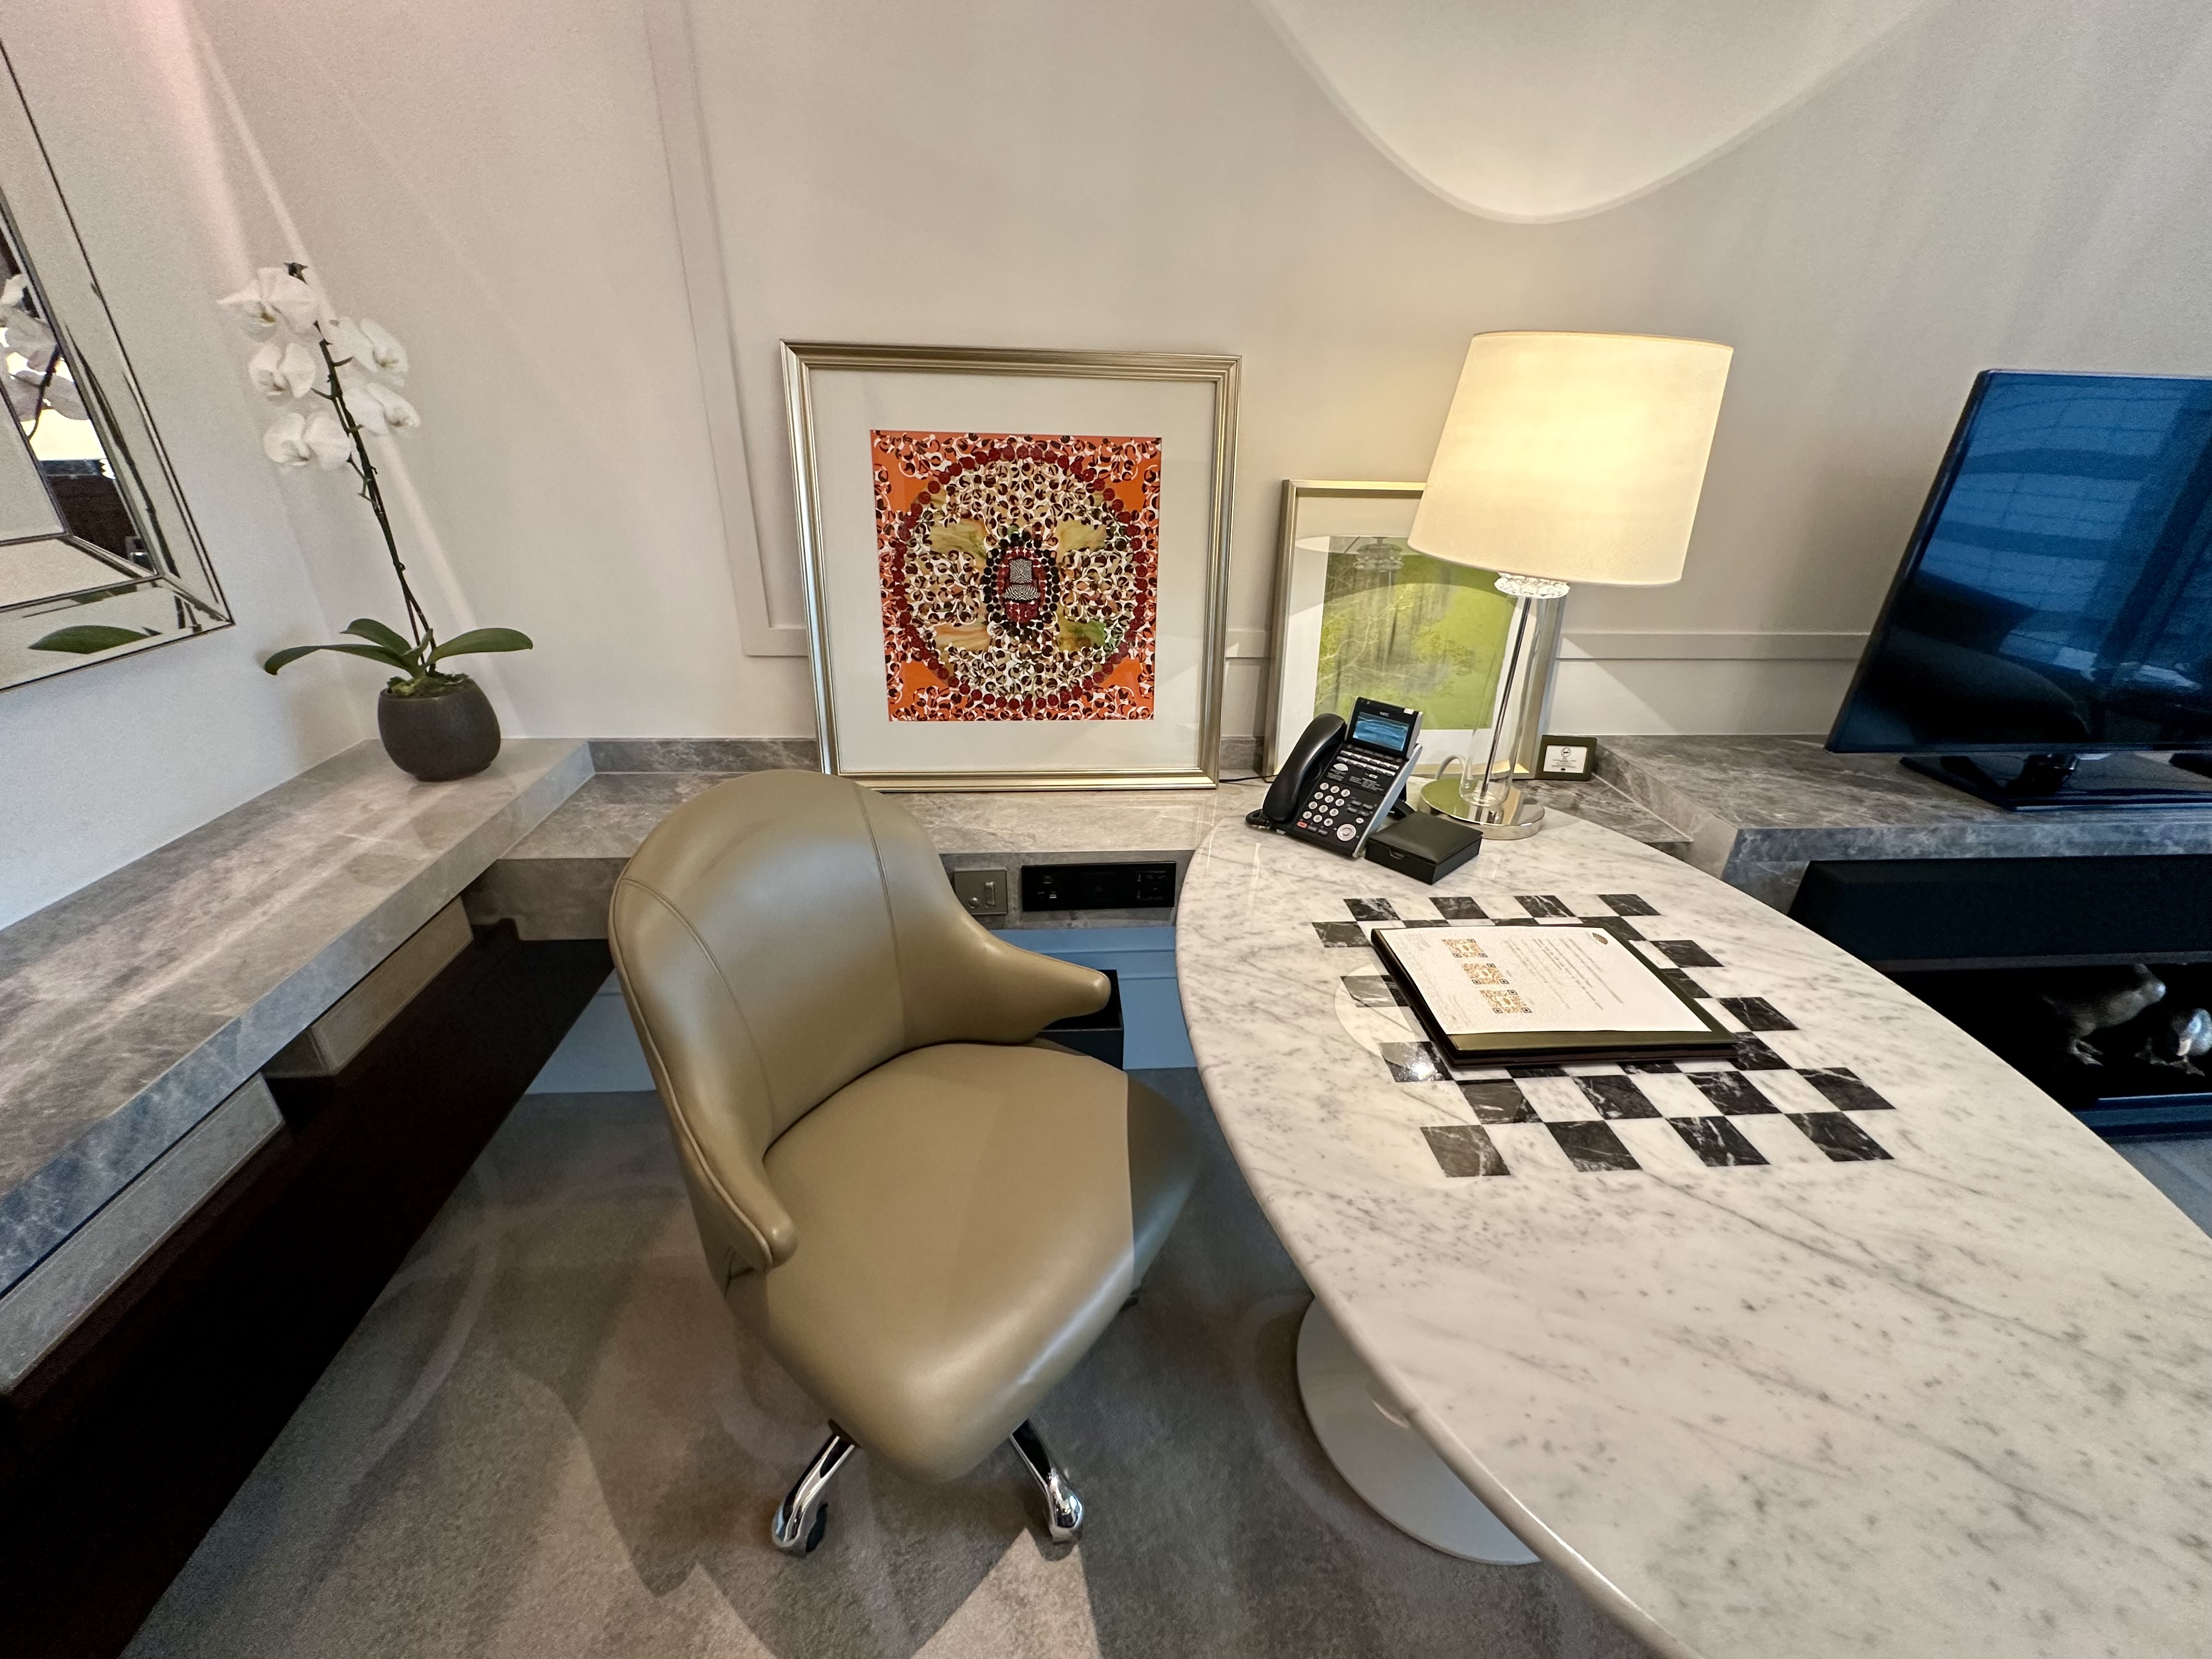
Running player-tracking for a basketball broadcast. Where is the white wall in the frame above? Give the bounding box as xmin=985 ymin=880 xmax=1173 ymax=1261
xmin=12 ymin=0 xmax=2212 ymax=928
xmin=178 ymin=0 xmax=817 ymax=743
xmin=690 ymin=0 xmax=2212 ymax=740
xmin=0 ymin=4 xmax=364 ymax=929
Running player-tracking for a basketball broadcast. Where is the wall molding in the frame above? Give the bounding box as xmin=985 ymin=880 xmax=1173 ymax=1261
xmin=1560 ymin=631 xmax=1869 ymax=662
xmin=644 ymin=0 xmax=808 ymax=658
xmin=1222 ymin=629 xmax=1869 ymax=664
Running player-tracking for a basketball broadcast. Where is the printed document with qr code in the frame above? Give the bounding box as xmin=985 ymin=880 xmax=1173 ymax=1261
xmin=1383 ymin=925 xmax=1707 ymax=1035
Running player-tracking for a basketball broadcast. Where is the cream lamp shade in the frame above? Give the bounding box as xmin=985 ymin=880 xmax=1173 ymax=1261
xmin=1407 ymin=331 xmax=1732 ymax=585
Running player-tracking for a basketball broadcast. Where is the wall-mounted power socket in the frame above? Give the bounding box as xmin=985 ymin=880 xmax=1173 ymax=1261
xmin=951 ymin=867 xmax=1009 ymax=917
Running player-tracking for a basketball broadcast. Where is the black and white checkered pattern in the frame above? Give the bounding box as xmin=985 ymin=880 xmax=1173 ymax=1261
xmin=1317 ymin=890 xmax=1899 ymax=1180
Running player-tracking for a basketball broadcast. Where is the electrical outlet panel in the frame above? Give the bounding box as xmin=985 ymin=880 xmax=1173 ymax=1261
xmin=1020 ymin=862 xmax=1177 ymax=911
xmin=951 ymin=867 xmax=1008 ymax=917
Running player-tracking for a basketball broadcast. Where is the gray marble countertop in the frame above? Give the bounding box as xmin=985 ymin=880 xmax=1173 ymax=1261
xmin=0 ymin=738 xmax=589 ymax=1298
xmin=473 ymin=760 xmax=1689 ymax=939
xmin=1179 ymin=807 xmax=2212 ymax=1658
xmin=1600 ymin=734 xmax=2212 ymax=906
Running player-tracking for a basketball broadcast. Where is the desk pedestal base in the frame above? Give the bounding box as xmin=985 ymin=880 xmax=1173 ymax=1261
xmin=1296 ymin=1301 xmax=1538 ymax=1565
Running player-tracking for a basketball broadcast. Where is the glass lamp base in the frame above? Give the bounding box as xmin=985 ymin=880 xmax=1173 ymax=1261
xmin=1420 ymin=774 xmax=1545 ymax=839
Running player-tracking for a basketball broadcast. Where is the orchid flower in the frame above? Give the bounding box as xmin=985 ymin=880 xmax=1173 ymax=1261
xmin=33 ymin=368 xmax=85 ymax=421
xmin=323 ymin=318 xmax=374 ymax=369
xmin=263 ymin=410 xmax=312 ymax=468
xmin=358 ymin=318 xmax=408 ymax=383
xmin=219 ymin=266 xmax=320 ymax=338
xmin=2 ymin=374 xmax=41 ymax=421
xmin=0 ymin=274 xmax=26 ymax=309
xmin=9 ymin=341 xmax=59 ymax=375
xmin=3 ymin=307 xmax=55 ymax=365
xmin=351 ymin=380 xmax=421 ymax=435
xmin=303 ymin=411 xmax=351 ymax=470
xmin=248 ymin=340 xmax=321 ymax=401
xmin=13 ymin=365 xmax=84 ymax=421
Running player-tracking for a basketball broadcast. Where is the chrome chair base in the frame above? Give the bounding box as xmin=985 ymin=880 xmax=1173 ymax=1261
xmin=1009 ymin=1418 xmax=1085 ymax=1544
xmin=770 ymin=1427 xmax=855 ymax=1556
xmin=770 ymin=1419 xmax=1085 ymax=1556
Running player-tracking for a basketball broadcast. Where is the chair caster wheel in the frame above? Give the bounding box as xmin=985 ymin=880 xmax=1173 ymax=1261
xmin=1009 ymin=1418 xmax=1085 ymax=1546
xmin=772 ymin=1429 xmax=855 ymax=1557
xmin=774 ymin=1494 xmax=831 ymax=1556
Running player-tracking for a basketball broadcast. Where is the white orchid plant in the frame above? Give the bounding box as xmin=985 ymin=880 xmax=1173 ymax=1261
xmin=224 ymin=262 xmax=529 ymax=695
xmin=1 ymin=272 xmax=87 ymax=428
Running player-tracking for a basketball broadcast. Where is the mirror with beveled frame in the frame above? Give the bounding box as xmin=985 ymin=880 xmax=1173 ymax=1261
xmin=0 ymin=42 xmax=228 ymax=692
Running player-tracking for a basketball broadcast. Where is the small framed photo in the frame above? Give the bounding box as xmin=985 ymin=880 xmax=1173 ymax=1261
xmin=1533 ymin=735 xmax=1596 ymax=782
xmin=1260 ymin=481 xmax=1520 ymax=779
xmin=783 ymin=341 xmax=1238 ymax=790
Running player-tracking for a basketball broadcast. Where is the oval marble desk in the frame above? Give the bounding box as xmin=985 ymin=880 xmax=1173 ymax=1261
xmin=1177 ymin=809 xmax=2212 ymax=1659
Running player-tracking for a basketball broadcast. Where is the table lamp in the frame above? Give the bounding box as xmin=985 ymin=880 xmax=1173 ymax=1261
xmin=1410 ymin=331 xmax=1731 ymax=836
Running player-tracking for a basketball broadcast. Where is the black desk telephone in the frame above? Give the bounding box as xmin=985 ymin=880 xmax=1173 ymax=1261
xmin=1248 ymin=697 xmax=1423 ymax=856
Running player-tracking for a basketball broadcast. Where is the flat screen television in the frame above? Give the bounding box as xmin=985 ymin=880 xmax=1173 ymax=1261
xmin=1828 ymin=369 xmax=2212 ymax=809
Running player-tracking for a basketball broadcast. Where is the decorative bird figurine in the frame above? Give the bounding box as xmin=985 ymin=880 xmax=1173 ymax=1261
xmin=2139 ymin=1005 xmax=2212 ymax=1073
xmin=2042 ymin=963 xmax=2166 ymax=1065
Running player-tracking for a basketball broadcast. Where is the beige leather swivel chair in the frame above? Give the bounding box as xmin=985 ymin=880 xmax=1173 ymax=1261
xmin=609 ymin=770 xmax=1201 ymax=1555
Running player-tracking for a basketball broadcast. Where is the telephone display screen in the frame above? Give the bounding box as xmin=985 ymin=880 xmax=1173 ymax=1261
xmin=1350 ymin=708 xmax=1414 ymax=754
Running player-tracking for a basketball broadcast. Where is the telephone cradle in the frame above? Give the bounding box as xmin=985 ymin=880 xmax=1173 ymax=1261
xmin=1249 ymin=698 xmax=1428 ymax=859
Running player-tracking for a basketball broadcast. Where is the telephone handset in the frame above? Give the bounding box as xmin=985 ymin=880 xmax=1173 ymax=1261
xmin=1248 ymin=697 xmax=1423 ymax=856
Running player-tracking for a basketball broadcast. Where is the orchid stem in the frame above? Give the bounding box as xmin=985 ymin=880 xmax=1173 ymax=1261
xmin=299 ymin=271 xmax=433 ymax=660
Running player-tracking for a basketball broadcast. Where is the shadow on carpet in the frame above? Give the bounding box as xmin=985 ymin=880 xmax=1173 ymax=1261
xmin=125 ymin=1074 xmax=1649 ymax=1659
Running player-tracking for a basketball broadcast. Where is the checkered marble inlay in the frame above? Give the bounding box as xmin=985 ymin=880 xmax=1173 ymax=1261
xmin=1320 ymin=890 xmax=1898 ymax=1178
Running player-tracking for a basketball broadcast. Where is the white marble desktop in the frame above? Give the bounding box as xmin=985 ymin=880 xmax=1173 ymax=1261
xmin=1178 ymin=810 xmax=2212 ymax=1658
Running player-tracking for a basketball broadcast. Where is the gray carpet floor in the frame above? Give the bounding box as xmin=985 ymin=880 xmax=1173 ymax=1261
xmin=123 ymin=1073 xmax=1653 ymax=1659
xmin=2115 ymin=1133 xmax=2212 ymax=1234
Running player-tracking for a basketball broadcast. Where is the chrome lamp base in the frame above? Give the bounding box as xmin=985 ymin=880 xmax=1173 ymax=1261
xmin=1419 ymin=773 xmax=1545 ymax=840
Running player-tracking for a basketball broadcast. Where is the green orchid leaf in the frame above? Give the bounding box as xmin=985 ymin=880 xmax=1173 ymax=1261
xmin=342 ymin=617 xmax=419 ymax=659
xmin=28 ymin=623 xmax=159 ymax=654
xmin=262 ymin=641 xmax=417 ymax=676
xmin=429 ymin=627 xmax=533 ymax=663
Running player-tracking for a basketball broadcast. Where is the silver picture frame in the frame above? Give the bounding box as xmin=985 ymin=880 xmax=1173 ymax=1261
xmin=782 ymin=341 xmax=1238 ymax=791
xmin=1262 ymin=479 xmax=1560 ymax=781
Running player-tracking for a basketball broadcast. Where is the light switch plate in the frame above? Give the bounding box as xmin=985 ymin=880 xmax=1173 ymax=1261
xmin=952 ymin=867 xmax=1008 ymax=917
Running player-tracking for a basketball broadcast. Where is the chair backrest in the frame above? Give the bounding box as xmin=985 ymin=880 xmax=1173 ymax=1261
xmin=609 ymin=770 xmax=1105 ymax=1281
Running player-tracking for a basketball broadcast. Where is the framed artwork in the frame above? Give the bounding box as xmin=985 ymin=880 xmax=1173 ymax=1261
xmin=1261 ymin=481 xmax=1519 ymax=777
xmin=782 ymin=342 xmax=1238 ymax=789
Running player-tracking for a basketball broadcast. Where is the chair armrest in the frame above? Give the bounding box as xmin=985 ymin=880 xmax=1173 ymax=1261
xmin=906 ymin=915 xmax=1111 ymax=1047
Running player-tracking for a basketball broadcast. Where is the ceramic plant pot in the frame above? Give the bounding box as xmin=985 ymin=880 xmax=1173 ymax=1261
xmin=377 ymin=678 xmax=501 ymax=781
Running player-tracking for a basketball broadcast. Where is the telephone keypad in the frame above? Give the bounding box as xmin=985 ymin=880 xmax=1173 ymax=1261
xmin=1288 ymin=742 xmax=1409 ymax=854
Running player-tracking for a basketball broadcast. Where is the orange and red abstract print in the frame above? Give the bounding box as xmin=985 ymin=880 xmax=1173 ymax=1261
xmin=873 ymin=429 xmax=1160 ymax=722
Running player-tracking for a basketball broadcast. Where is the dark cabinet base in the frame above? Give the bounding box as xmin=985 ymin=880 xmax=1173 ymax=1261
xmin=0 ymin=923 xmax=610 ymax=1659
xmin=1791 ymin=855 xmax=2212 ymax=1140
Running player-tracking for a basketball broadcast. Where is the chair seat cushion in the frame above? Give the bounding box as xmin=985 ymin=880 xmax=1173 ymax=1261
xmin=725 ymin=1040 xmax=1200 ymax=1482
